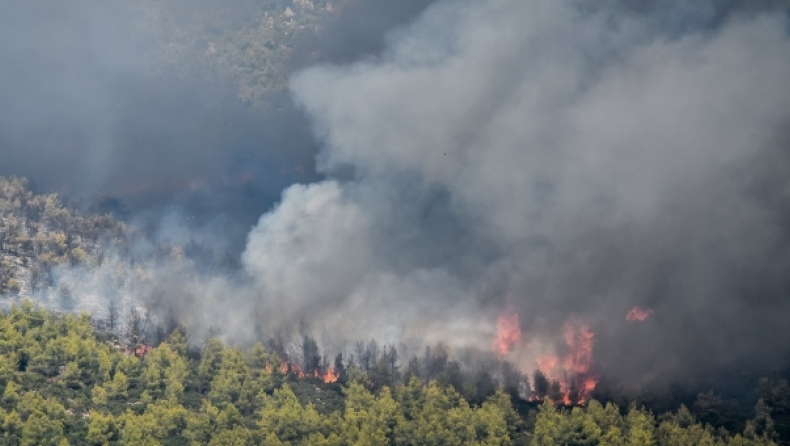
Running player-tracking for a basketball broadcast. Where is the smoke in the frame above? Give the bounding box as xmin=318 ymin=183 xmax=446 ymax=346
xmin=236 ymin=0 xmax=790 ymax=387
xmin=0 ymin=0 xmax=465 ymax=253
xmin=290 ymin=0 xmax=440 ymax=67
xmin=4 ymin=0 xmax=790 ymax=390
xmin=2 ymin=0 xmax=430 ymax=251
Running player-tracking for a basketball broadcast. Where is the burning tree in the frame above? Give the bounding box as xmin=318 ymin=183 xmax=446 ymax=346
xmin=493 ymin=307 xmax=521 ymax=356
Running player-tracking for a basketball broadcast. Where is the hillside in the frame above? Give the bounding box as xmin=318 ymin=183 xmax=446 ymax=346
xmin=0 ymin=180 xmax=788 ymax=444
xmin=133 ymin=0 xmax=335 ymax=106
xmin=0 ymin=177 xmax=127 ymax=297
xmin=0 ymin=302 xmax=778 ymax=445
xmin=3 ymin=1 xmax=790 ymax=444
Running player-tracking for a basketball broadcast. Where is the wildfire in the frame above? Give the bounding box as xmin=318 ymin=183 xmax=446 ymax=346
xmin=563 ymin=319 xmax=594 ymax=375
xmin=532 ymin=317 xmax=598 ymax=405
xmin=536 ymin=355 xmax=558 ymax=372
xmin=321 ymin=366 xmax=339 ymax=383
xmin=626 ymin=306 xmax=653 ymax=322
xmin=276 ymin=361 xmax=339 ymax=383
xmin=493 ymin=307 xmax=521 ymax=356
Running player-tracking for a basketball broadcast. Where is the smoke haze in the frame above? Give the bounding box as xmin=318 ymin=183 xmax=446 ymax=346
xmin=1 ymin=0 xmax=435 ymax=250
xmin=246 ymin=0 xmax=790 ymax=387
xmin=3 ymin=0 xmax=790 ymax=391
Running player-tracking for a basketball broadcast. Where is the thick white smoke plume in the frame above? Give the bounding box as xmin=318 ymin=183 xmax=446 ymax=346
xmin=239 ymin=0 xmax=790 ymax=385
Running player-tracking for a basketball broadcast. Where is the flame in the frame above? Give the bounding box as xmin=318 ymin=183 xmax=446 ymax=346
xmin=583 ymin=377 xmax=598 ymax=393
xmin=276 ymin=361 xmax=338 ymax=383
xmin=563 ymin=319 xmax=594 ymax=375
xmin=531 ymin=317 xmax=598 ymax=405
xmin=321 ymin=366 xmax=339 ymax=383
xmin=280 ymin=361 xmax=307 ymax=378
xmin=626 ymin=306 xmax=653 ymax=322
xmin=493 ymin=307 xmax=521 ymax=356
xmin=536 ymin=355 xmax=559 ymax=373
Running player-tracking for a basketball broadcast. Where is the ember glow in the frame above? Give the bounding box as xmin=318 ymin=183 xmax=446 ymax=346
xmin=493 ymin=308 xmax=522 ymax=356
xmin=626 ymin=306 xmax=653 ymax=322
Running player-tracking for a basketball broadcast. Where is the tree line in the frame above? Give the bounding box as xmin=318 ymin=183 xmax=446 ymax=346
xmin=0 ymin=301 xmax=777 ymax=445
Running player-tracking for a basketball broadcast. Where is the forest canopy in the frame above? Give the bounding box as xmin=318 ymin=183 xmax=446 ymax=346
xmin=0 ymin=302 xmax=779 ymax=445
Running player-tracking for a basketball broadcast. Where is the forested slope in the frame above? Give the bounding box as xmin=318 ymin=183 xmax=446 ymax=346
xmin=0 ymin=302 xmax=777 ymax=445
xmin=0 ymin=177 xmax=127 ymax=296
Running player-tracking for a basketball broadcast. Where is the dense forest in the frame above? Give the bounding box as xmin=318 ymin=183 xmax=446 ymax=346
xmin=0 ymin=301 xmax=778 ymax=445
xmin=2 ymin=177 xmax=790 ymax=444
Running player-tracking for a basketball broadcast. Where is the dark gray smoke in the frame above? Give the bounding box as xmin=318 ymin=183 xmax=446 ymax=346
xmin=4 ymin=0 xmax=790 ymax=391
xmin=238 ymin=0 xmax=790 ymax=388
xmin=0 ymin=0 xmax=439 ymax=252
xmin=0 ymin=2 xmax=312 ymax=250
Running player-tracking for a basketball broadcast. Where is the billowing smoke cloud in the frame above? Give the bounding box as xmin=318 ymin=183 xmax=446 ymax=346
xmin=236 ymin=0 xmax=790 ymax=387
xmin=1 ymin=0 xmax=442 ymax=252
xmin=0 ymin=1 xmax=318 ymax=251
xmin=0 ymin=0 xmax=457 ymax=340
xmin=5 ymin=0 xmax=790 ymax=391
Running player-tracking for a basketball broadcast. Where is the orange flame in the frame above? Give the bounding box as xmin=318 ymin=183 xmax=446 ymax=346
xmin=281 ymin=361 xmax=307 ymax=378
xmin=583 ymin=377 xmax=598 ymax=393
xmin=563 ymin=319 xmax=594 ymax=375
xmin=277 ymin=361 xmax=338 ymax=383
xmin=493 ymin=307 xmax=521 ymax=356
xmin=536 ymin=355 xmax=559 ymax=373
xmin=532 ymin=317 xmax=598 ymax=405
xmin=626 ymin=306 xmax=653 ymax=322
xmin=321 ymin=366 xmax=339 ymax=383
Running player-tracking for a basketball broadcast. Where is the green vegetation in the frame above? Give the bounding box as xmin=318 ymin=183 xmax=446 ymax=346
xmin=0 ymin=301 xmax=776 ymax=445
xmin=0 ymin=177 xmax=127 ymax=295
